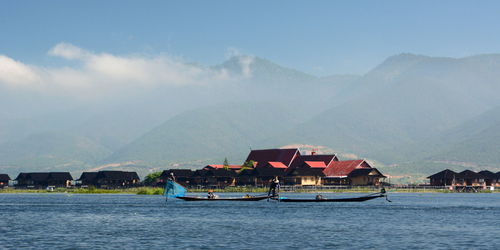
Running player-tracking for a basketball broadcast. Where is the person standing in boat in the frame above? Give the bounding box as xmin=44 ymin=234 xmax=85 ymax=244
xmin=165 ymin=172 xmax=176 ymax=202
xmin=168 ymin=172 xmax=176 ymax=182
xmin=268 ymin=176 xmax=280 ymax=197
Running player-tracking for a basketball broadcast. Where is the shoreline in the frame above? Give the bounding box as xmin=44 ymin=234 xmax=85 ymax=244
xmin=1 ymin=187 xmax=498 ymax=195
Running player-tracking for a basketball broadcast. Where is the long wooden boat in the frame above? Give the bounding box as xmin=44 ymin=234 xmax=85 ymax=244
xmin=176 ymin=195 xmax=269 ymax=201
xmin=273 ymin=194 xmax=385 ymax=202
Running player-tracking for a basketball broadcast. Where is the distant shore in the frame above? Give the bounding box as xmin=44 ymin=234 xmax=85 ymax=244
xmin=0 ymin=187 xmax=163 ymax=195
xmin=1 ymin=187 xmax=498 ymax=194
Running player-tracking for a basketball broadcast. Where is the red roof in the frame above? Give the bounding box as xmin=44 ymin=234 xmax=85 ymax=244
xmin=323 ymin=160 xmax=370 ymax=177
xmin=304 ymin=161 xmax=326 ymax=168
xmin=289 ymin=154 xmax=337 ymax=169
xmin=268 ymin=162 xmax=288 ymax=168
xmin=246 ymin=148 xmax=300 ymax=168
xmin=204 ymin=165 xmax=242 ymax=170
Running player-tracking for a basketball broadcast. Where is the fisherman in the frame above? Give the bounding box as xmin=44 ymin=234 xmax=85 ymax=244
xmin=168 ymin=172 xmax=176 ymax=181
xmin=268 ymin=176 xmax=280 ymax=197
xmin=165 ymin=173 xmax=176 ymax=202
xmin=207 ymin=189 xmax=216 ymax=199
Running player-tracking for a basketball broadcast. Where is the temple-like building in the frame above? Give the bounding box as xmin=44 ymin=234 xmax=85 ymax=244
xmin=160 ymin=148 xmax=386 ymax=187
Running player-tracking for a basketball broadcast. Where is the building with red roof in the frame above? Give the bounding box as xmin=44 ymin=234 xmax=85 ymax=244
xmin=245 ymin=148 xmax=300 ymax=169
xmin=322 ymin=160 xmax=385 ymax=186
xmin=161 ymin=148 xmax=386 ymax=187
xmin=285 ymin=167 xmax=325 ymax=186
xmin=263 ymin=162 xmax=288 ymax=169
xmin=323 ymin=160 xmax=368 ymax=177
xmin=303 ymin=161 xmax=327 ymax=168
xmin=289 ymin=153 xmax=338 ymax=169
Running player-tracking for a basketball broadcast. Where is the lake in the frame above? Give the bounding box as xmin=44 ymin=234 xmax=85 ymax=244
xmin=1 ymin=192 xmax=500 ymax=249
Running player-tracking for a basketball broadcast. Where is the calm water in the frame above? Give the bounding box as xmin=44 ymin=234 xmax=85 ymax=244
xmin=1 ymin=192 xmax=500 ymax=249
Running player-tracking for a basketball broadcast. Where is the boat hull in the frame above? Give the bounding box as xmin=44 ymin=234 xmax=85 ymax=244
xmin=274 ymin=194 xmax=385 ymax=202
xmin=176 ymin=196 xmax=269 ymax=201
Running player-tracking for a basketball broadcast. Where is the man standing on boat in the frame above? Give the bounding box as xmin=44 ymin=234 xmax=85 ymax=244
xmin=268 ymin=176 xmax=280 ymax=197
xmin=168 ymin=172 xmax=175 ymax=182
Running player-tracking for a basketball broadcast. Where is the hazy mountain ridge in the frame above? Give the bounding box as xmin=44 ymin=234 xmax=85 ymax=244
xmin=105 ymin=102 xmax=304 ymax=167
xmin=425 ymin=105 xmax=500 ymax=166
xmin=0 ymin=132 xmax=111 ymax=174
xmin=276 ymin=54 xmax=500 ymax=162
xmin=214 ymin=56 xmax=318 ymax=84
xmin=2 ymin=53 xmax=500 ymax=178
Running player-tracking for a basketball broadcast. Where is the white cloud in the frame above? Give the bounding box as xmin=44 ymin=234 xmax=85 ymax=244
xmin=0 ymin=55 xmax=40 ymax=87
xmin=224 ymin=47 xmax=255 ymax=78
xmin=48 ymin=42 xmax=88 ymax=59
xmin=238 ymin=56 xmax=254 ymax=78
xmin=0 ymin=43 xmax=245 ymax=98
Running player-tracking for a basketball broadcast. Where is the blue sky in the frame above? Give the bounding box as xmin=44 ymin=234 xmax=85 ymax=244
xmin=2 ymin=0 xmax=500 ymax=75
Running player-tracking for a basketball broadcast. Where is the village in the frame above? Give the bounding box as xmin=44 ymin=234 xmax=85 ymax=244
xmin=1 ymin=148 xmax=499 ymax=192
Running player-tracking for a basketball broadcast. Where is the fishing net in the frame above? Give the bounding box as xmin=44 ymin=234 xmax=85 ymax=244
xmin=164 ymin=180 xmax=187 ymax=198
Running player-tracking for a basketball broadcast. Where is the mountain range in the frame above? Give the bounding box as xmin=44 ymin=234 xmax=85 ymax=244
xmin=1 ymin=53 xmax=500 ymax=181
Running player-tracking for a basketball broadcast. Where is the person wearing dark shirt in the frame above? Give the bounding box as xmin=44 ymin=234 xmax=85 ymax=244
xmin=268 ymin=176 xmax=280 ymax=197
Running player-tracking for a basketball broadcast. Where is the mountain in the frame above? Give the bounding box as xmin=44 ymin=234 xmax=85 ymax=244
xmin=214 ymin=56 xmax=318 ymax=84
xmin=271 ymin=53 xmax=500 ymax=164
xmin=3 ymin=53 xmax=500 ymax=180
xmin=0 ymin=132 xmax=112 ymax=174
xmin=425 ymin=105 xmax=500 ymax=167
xmin=106 ymin=102 xmax=303 ymax=167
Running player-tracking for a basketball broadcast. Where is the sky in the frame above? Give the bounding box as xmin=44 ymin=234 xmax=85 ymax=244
xmin=1 ymin=0 xmax=500 ymax=76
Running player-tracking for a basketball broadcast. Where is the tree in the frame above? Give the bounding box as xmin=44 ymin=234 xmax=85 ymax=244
xmin=223 ymin=157 xmax=229 ymax=170
xmin=144 ymin=171 xmax=162 ymax=186
xmin=241 ymin=160 xmax=255 ymax=170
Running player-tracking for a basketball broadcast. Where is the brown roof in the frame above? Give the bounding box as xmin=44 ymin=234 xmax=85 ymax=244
xmin=15 ymin=172 xmax=73 ymax=181
xmin=160 ymin=169 xmax=193 ymax=178
xmin=427 ymin=169 xmax=456 ymax=179
xmin=323 ymin=160 xmax=369 ymax=177
xmin=245 ymin=148 xmax=300 ymax=168
xmin=78 ymin=172 xmax=98 ymax=181
xmin=290 ymin=154 xmax=337 ymax=169
xmin=478 ymin=170 xmax=497 ymax=180
xmin=348 ymin=168 xmax=385 ymax=178
xmin=193 ymin=169 xmax=209 ymax=177
xmin=456 ymin=170 xmax=484 ymax=179
xmin=96 ymin=171 xmax=139 ymax=181
xmin=49 ymin=172 xmax=73 ymax=181
xmin=27 ymin=173 xmax=49 ymax=181
xmin=0 ymin=174 xmax=10 ymax=182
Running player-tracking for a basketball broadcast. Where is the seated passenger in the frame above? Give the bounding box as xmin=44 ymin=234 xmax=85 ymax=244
xmin=207 ymin=189 xmax=216 ymax=199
